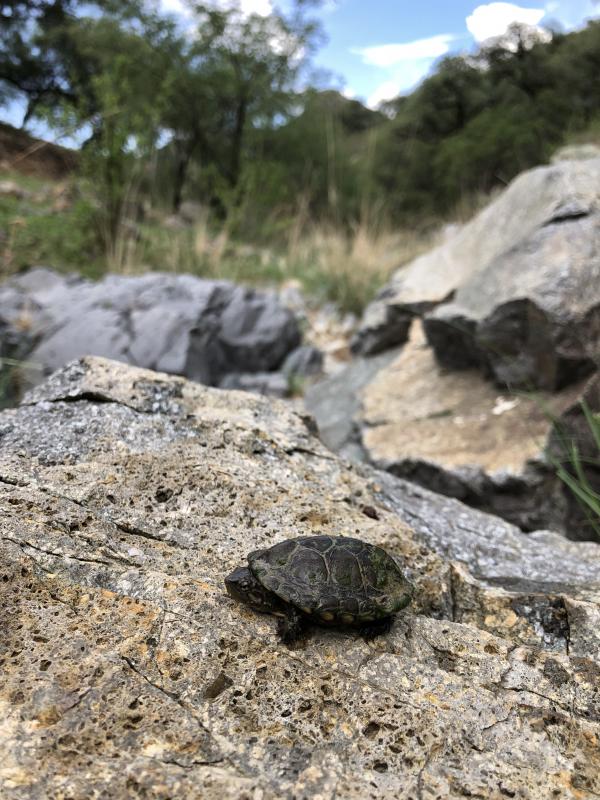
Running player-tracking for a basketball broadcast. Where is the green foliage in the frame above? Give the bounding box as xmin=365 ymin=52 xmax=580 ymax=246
xmin=3 ymin=6 xmax=600 ymax=298
xmin=375 ymin=21 xmax=600 ymax=218
xmin=2 ymin=200 xmax=101 ymax=275
xmin=554 ymin=402 xmax=600 ymax=539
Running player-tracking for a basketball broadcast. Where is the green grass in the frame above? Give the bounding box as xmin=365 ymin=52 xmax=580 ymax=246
xmin=554 ymin=400 xmax=600 ymax=538
xmin=1 ymin=168 xmax=430 ymax=314
xmin=1 ymin=170 xmax=103 ymax=278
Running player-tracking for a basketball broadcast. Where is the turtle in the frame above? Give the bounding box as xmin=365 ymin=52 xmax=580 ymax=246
xmin=225 ymin=535 xmax=413 ymax=645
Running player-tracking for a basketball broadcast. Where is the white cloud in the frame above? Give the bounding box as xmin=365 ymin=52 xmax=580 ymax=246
xmin=353 ymin=34 xmax=455 ymax=109
xmin=466 ymin=3 xmax=545 ymax=41
xmin=160 ymin=0 xmax=191 ymax=16
xmin=367 ymin=79 xmax=403 ymax=108
xmin=239 ymin=0 xmax=273 ymax=15
xmin=355 ymin=34 xmax=455 ymax=68
xmin=544 ymin=0 xmax=600 ymax=28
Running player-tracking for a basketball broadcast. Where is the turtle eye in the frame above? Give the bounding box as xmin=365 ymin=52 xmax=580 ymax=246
xmin=240 ymin=580 xmax=250 ymax=591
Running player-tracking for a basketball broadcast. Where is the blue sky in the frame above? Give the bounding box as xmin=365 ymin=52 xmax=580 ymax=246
xmin=313 ymin=0 xmax=600 ymax=106
xmin=3 ymin=0 xmax=599 ymax=135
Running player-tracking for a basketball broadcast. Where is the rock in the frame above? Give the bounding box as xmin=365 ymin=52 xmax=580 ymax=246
xmin=552 ymin=143 xmax=600 ymax=163
xmin=183 ymin=285 xmax=301 ymax=387
xmin=353 ymin=158 xmax=600 ymax=362
xmin=282 ymin=345 xmax=324 ymax=379
xmin=424 ymin=212 xmax=600 ymax=389
xmin=0 ymin=268 xmax=301 ymax=397
xmin=308 ymin=322 xmax=598 ymax=539
xmin=350 ymin=296 xmax=414 ymax=356
xmin=304 ymin=348 xmax=398 ymax=461
xmin=1 ymin=355 xmax=600 ymax=798
xmin=219 ymin=370 xmax=290 ymax=398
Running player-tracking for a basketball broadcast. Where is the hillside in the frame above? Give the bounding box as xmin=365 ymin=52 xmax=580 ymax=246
xmin=0 ymin=122 xmax=77 ymax=180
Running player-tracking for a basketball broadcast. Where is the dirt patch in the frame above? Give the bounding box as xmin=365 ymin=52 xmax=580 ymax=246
xmin=0 ymin=122 xmax=77 ymax=180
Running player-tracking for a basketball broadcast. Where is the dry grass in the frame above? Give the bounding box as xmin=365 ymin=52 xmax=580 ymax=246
xmin=110 ymin=210 xmax=434 ymax=314
xmin=1 ymin=164 xmax=438 ymax=314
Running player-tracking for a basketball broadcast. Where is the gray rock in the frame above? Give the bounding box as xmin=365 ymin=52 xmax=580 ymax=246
xmin=308 ymin=321 xmax=597 ymax=540
xmin=353 ymin=157 xmax=600 ymax=365
xmin=219 ymin=370 xmax=290 ymax=398
xmin=425 ymin=213 xmax=600 ymax=389
xmin=1 ymin=355 xmax=600 ymax=798
xmin=350 ymin=297 xmax=414 ymax=356
xmin=281 ymin=345 xmax=324 ymax=378
xmin=0 ymin=269 xmax=301 ymax=397
xmin=185 ymin=285 xmax=301 ymax=386
xmin=304 ymin=348 xmax=398 ymax=460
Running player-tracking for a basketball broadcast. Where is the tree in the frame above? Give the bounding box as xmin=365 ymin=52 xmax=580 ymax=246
xmin=0 ymin=1 xmax=145 ymax=125
xmin=160 ymin=1 xmax=324 ymax=212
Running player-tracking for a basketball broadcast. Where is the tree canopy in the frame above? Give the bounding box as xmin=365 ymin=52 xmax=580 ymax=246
xmin=2 ymin=5 xmax=600 ymax=235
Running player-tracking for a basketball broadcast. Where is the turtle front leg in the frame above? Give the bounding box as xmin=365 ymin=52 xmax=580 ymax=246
xmin=360 ymin=616 xmax=393 ymax=642
xmin=276 ymin=606 xmax=306 ymax=646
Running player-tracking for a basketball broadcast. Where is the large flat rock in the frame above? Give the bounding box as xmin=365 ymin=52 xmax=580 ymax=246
xmin=308 ymin=322 xmax=595 ymax=537
xmin=352 ymin=158 xmax=600 ymax=370
xmin=1 ymin=356 xmax=599 ymax=798
xmin=360 ymin=321 xmax=587 ymax=533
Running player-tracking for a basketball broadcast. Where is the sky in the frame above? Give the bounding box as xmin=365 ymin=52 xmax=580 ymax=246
xmin=3 ymin=0 xmax=599 ymax=135
xmin=312 ymin=0 xmax=600 ymax=107
xmin=160 ymin=0 xmax=600 ymax=107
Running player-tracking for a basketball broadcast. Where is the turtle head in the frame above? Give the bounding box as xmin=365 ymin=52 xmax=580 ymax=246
xmin=225 ymin=566 xmax=278 ymax=613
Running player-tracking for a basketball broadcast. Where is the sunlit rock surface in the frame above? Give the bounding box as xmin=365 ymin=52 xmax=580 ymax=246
xmin=1 ymin=356 xmax=599 ymax=798
xmin=353 ymin=157 xmax=600 ymax=380
xmin=308 ymin=322 xmax=598 ymax=537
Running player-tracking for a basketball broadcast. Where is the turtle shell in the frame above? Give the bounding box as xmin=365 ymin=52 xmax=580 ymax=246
xmin=248 ymin=535 xmax=412 ymax=625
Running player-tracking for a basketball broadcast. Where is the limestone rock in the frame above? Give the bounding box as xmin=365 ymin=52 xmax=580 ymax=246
xmin=364 ymin=321 xmax=595 ymax=533
xmin=0 ymin=267 xmax=301 ymax=397
xmin=308 ymin=323 xmax=599 ymax=539
xmin=1 ymin=356 xmax=599 ymax=798
xmin=304 ymin=349 xmax=398 ymax=461
xmin=352 ymin=158 xmax=600 ymax=362
xmin=424 ymin=213 xmax=600 ymax=389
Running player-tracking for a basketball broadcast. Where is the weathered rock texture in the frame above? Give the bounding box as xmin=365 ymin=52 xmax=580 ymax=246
xmin=0 ymin=267 xmax=301 ymax=403
xmin=1 ymin=356 xmax=600 ymax=798
xmin=309 ymin=322 xmax=598 ymax=537
xmin=352 ymin=158 xmax=600 ymax=389
xmin=424 ymin=213 xmax=600 ymax=390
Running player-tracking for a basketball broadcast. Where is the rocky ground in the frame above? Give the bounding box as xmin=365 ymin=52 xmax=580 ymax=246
xmin=308 ymin=154 xmax=600 ymax=541
xmin=1 ymin=356 xmax=599 ymax=799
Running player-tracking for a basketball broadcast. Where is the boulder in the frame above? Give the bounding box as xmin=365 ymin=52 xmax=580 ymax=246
xmin=352 ymin=157 xmax=600 ymax=363
xmin=185 ymin=285 xmax=301 ymax=386
xmin=304 ymin=348 xmax=398 ymax=461
xmin=0 ymin=268 xmax=301 ymax=397
xmin=1 ymin=355 xmax=600 ymax=798
xmin=308 ymin=322 xmax=598 ymax=539
xmin=424 ymin=213 xmax=600 ymax=389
